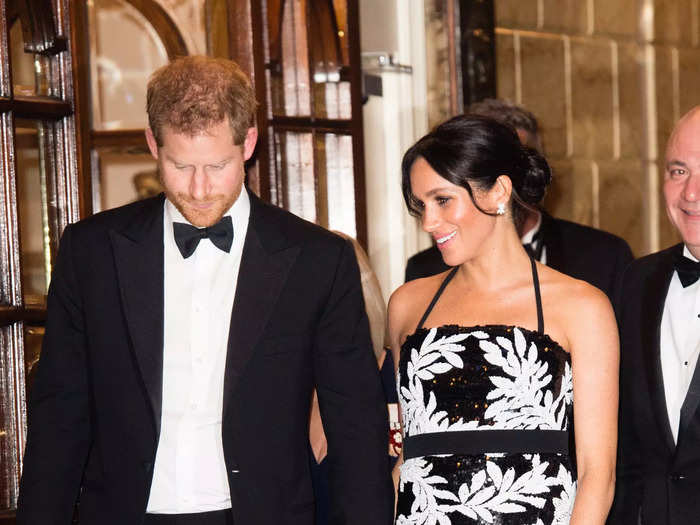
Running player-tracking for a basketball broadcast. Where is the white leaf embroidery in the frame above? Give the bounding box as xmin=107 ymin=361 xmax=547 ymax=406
xmin=397 ymin=327 xmax=576 ymax=524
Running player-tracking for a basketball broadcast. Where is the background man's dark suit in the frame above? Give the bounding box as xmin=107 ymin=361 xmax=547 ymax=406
xmin=405 ymin=212 xmax=634 ymax=301
xmin=608 ymin=243 xmax=700 ymax=525
xmin=17 ymin=191 xmax=393 ymax=525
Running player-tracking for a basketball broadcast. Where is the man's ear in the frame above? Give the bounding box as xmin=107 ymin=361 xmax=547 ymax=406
xmin=145 ymin=127 xmax=159 ymax=160
xmin=242 ymin=127 xmax=258 ymax=161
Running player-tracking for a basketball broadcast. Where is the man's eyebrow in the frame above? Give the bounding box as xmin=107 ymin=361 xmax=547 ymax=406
xmin=165 ymin=153 xmax=187 ymax=165
xmin=208 ymin=157 xmax=232 ymax=165
xmin=163 ymin=155 xmax=233 ymax=165
xmin=666 ymin=159 xmax=688 ymax=169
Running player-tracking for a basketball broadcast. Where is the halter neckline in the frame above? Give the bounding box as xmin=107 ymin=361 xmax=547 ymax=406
xmin=415 ymin=256 xmax=545 ymax=334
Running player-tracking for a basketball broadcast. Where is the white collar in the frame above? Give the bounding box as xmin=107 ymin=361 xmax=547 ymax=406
xmin=520 ymin=212 xmax=543 ymax=245
xmin=684 ymin=245 xmax=699 ymax=263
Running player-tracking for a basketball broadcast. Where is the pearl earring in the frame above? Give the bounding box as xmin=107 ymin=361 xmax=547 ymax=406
xmin=496 ymin=203 xmax=506 ymax=216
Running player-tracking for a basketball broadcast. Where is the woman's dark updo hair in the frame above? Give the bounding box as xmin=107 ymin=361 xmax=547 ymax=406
xmin=401 ymin=114 xmax=552 ymax=227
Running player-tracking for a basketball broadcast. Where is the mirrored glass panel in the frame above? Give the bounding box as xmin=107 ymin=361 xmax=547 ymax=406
xmin=94 ymin=150 xmax=159 ymax=212
xmin=314 ymin=81 xmax=351 ymax=119
xmin=267 ymin=0 xmax=311 ymax=116
xmin=24 ymin=325 xmax=44 ymax=397
xmin=309 ymin=0 xmax=351 ymax=118
xmin=316 ymin=133 xmax=355 ymax=237
xmin=89 ymin=0 xmax=169 ymax=130
xmin=205 ymin=0 xmax=230 ymax=57
xmin=273 ymin=131 xmax=316 ymax=222
xmin=15 ymin=119 xmax=50 ymax=305
xmin=0 ymin=324 xmax=22 ymax=511
xmin=9 ymin=20 xmax=54 ymax=97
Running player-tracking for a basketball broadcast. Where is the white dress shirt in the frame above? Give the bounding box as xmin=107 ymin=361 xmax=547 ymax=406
xmin=660 ymin=245 xmax=700 ymax=444
xmin=147 ymin=190 xmax=250 ymax=513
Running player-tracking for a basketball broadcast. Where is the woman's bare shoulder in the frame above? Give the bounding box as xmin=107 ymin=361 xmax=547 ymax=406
xmin=388 ymin=271 xmax=451 ymax=342
xmin=390 ymin=271 xmax=450 ymax=308
xmin=537 ymin=264 xmax=616 ymax=351
xmin=538 ymin=263 xmax=610 ymax=309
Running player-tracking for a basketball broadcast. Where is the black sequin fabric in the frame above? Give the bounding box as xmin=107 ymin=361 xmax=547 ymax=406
xmin=396 ymin=325 xmax=575 ymax=525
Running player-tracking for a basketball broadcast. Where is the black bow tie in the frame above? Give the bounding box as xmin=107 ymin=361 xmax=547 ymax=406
xmin=523 ymin=229 xmax=543 ymax=261
xmin=674 ymin=252 xmax=700 ymax=288
xmin=173 ymin=215 xmax=233 ymax=259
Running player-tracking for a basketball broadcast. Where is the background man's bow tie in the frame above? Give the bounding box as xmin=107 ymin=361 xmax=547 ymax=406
xmin=173 ymin=215 xmax=233 ymax=259
xmin=523 ymin=229 xmax=543 ymax=260
xmin=674 ymin=252 xmax=700 ymax=287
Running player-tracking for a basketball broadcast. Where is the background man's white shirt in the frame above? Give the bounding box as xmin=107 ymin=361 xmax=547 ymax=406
xmin=661 ymin=245 xmax=700 ymax=443
xmin=520 ymin=212 xmax=547 ymax=264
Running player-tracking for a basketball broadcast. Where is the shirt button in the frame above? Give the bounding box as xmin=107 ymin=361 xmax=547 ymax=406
xmin=670 ymin=474 xmax=685 ymax=481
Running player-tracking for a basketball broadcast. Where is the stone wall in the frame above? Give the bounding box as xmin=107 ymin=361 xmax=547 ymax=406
xmin=495 ymin=0 xmax=700 ymax=255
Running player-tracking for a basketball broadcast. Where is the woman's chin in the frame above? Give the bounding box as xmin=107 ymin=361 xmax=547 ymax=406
xmin=440 ymin=253 xmax=465 ymax=268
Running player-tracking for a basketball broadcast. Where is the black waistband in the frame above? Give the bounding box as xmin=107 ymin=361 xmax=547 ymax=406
xmin=403 ymin=430 xmax=569 ymax=460
xmin=144 ymin=509 xmax=233 ymax=525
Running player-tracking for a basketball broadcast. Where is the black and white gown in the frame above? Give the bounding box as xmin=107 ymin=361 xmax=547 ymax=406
xmin=396 ymin=259 xmax=576 ymax=525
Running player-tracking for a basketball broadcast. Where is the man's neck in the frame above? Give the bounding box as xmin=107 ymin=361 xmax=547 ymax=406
xmin=519 ymin=209 xmax=542 ymax=238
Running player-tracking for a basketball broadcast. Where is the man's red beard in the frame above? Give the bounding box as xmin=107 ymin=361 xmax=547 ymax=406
xmin=164 ymin=189 xmax=239 ymax=227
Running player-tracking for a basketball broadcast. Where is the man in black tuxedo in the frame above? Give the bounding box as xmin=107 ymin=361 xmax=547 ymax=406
xmin=17 ymin=56 xmax=392 ymax=525
xmin=609 ymin=107 xmax=700 ymax=524
xmin=404 ymin=99 xmax=634 ymax=302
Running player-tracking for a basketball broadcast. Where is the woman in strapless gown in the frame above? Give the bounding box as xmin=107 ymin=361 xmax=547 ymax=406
xmin=389 ymin=116 xmax=619 ymax=524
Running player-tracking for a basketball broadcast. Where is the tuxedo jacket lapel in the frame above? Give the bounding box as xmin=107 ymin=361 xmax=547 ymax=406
xmin=539 ymin=212 xmax=566 ymax=272
xmin=679 ymin=340 xmax=700 ymax=444
xmin=222 ymin=193 xmax=300 ymax=418
xmin=678 ymin=255 xmax=700 ymax=442
xmin=109 ymin=196 xmax=165 ymax=435
xmin=642 ymin=246 xmax=679 ymax=453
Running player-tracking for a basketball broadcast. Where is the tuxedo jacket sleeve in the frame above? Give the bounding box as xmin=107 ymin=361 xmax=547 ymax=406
xmin=607 ymin=257 xmax=651 ymax=525
xmin=222 ymin=197 xmax=393 ymax=524
xmin=17 ymin=224 xmax=91 ymax=525
xmin=313 ymin=238 xmax=394 ymax=523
